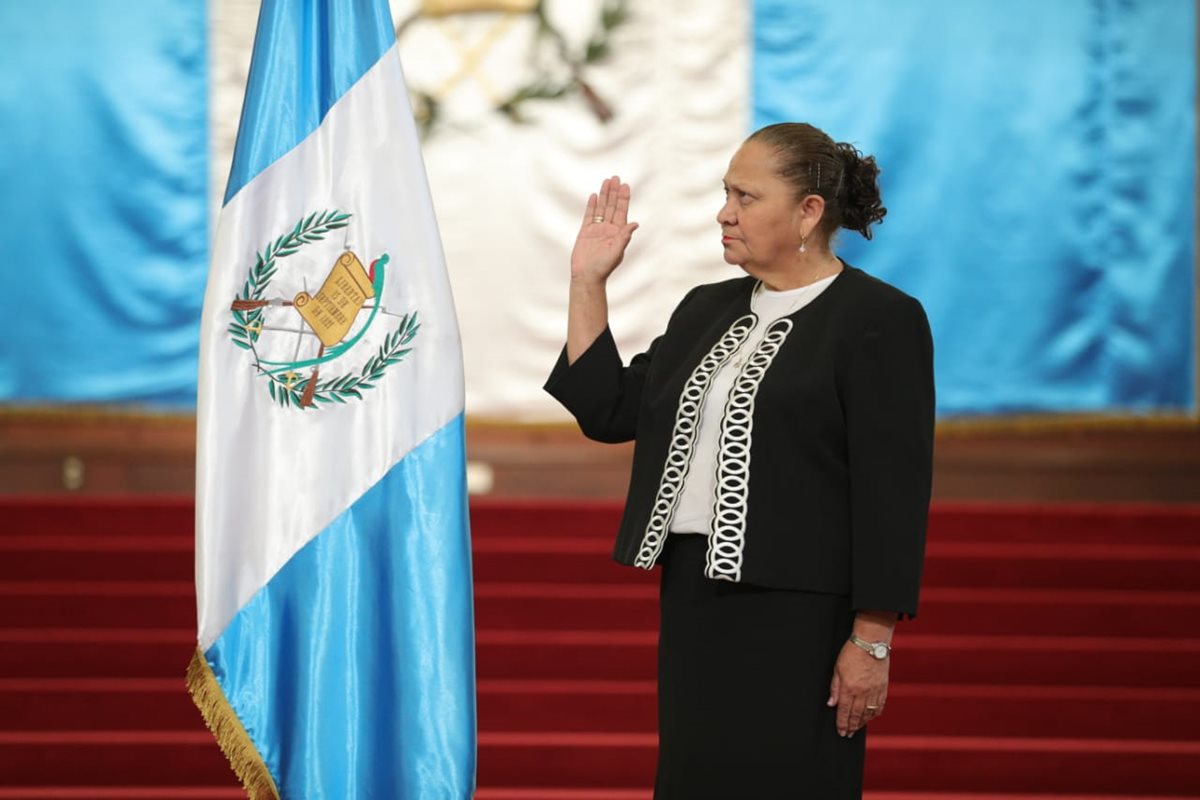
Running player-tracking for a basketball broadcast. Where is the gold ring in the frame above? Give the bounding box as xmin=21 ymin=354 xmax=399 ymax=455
xmin=866 ymin=705 xmax=880 ymax=710
xmin=592 ymin=216 xmax=605 ymax=223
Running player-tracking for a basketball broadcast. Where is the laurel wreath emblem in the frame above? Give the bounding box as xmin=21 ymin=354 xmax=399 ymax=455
xmin=228 ymin=210 xmax=420 ymax=409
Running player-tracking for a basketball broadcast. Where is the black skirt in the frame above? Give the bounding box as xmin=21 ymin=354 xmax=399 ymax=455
xmin=654 ymin=534 xmax=866 ymax=799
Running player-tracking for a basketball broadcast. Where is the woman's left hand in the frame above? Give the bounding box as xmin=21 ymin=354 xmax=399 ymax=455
xmin=827 ymin=641 xmax=889 ymax=737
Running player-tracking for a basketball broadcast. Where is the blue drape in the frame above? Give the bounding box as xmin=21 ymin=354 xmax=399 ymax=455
xmin=2 ymin=1 xmax=1193 ymax=415
xmin=754 ymin=0 xmax=1196 ymax=415
xmin=0 ymin=1 xmax=207 ymax=406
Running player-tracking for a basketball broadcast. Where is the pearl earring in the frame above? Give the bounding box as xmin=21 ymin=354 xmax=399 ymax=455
xmin=798 ymin=234 xmax=807 ymax=254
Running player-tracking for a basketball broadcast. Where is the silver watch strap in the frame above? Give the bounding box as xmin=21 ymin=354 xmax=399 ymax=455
xmin=849 ymin=633 xmax=891 ymax=657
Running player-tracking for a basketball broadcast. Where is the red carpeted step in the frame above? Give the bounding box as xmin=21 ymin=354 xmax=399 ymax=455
xmin=0 ymin=629 xmax=194 ymax=678
xmin=0 ymin=581 xmax=193 ymax=629
xmin=891 ymin=634 xmax=1200 ymax=688
xmin=872 ymin=684 xmax=1200 ymax=741
xmin=474 ymin=539 xmax=1200 ymax=591
xmin=0 ymin=535 xmax=194 ymax=582
xmin=908 ymin=587 xmax=1200 ymax=637
xmin=474 ymin=791 xmax=651 ymax=800
xmin=471 ymin=535 xmax=645 ymax=585
xmin=4 ymin=724 xmax=1197 ymax=800
xmin=470 ymin=500 xmax=627 ymax=539
xmin=473 ymin=629 xmax=1200 ymax=687
xmin=479 ymin=731 xmax=656 ymax=791
xmin=0 ymin=731 xmax=229 ymax=786
xmin=475 ymin=539 xmax=1200 ymax=589
xmin=922 ymin=541 xmax=1200 ymax=591
xmin=0 ymin=679 xmax=197 ymax=730
xmin=4 ymin=497 xmax=1199 ymax=545
xmin=3 ymin=496 xmax=1199 ymax=797
xmin=865 ymin=796 xmax=1200 ymax=800
xmin=478 ymin=679 xmax=657 ymax=733
xmin=470 ymin=582 xmax=1200 ymax=637
xmin=8 ymin=626 xmax=1191 ymax=688
xmin=4 ymin=534 xmax=1199 ymax=594
xmin=472 ymin=731 xmax=1200 ymax=795
xmin=8 ymin=531 xmax=1198 ymax=594
xmin=476 ymin=630 xmax=658 ymax=681
xmin=11 ymin=677 xmax=1195 ymax=744
xmin=473 ymin=793 xmax=1198 ymax=800
xmin=0 ymin=790 xmax=241 ymax=799
xmin=0 ymin=497 xmax=195 ymax=537
xmin=863 ymin=736 xmax=1200 ymax=795
xmin=467 ymin=500 xmax=1200 ymax=545
xmin=474 ymin=679 xmax=1200 ymax=742
xmin=474 ymin=582 xmax=654 ymax=631
xmin=927 ymin=504 xmax=1200 ymax=545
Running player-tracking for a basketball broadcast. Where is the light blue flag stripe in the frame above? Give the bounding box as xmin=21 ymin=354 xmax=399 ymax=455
xmin=224 ymin=0 xmax=395 ymax=205
xmin=752 ymin=0 xmax=1196 ymax=415
xmin=205 ymin=414 xmax=476 ymax=798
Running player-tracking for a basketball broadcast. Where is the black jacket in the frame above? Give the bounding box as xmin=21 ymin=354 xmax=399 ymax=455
xmin=545 ymin=265 xmax=935 ymax=618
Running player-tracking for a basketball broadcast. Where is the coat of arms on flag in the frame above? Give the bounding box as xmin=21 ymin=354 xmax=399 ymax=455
xmin=228 ymin=210 xmax=420 ymax=409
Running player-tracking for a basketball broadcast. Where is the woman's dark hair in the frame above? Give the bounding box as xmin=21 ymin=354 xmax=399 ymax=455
xmin=748 ymin=122 xmax=886 ymax=240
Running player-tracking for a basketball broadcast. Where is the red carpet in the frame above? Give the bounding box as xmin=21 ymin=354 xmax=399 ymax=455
xmin=0 ymin=496 xmax=1198 ymax=798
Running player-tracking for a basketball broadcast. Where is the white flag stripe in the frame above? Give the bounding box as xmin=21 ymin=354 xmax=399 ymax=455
xmin=196 ymin=45 xmax=464 ymax=650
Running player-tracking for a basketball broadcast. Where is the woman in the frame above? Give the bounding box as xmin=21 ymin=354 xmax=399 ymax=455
xmin=544 ymin=122 xmax=935 ymax=798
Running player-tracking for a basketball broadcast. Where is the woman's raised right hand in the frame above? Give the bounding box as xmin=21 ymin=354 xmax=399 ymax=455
xmin=570 ymin=175 xmax=640 ymax=285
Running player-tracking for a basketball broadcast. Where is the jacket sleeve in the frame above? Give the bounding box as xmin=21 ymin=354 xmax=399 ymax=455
xmin=544 ymin=288 xmax=698 ymax=444
xmin=543 ymin=327 xmax=662 ymax=444
xmin=842 ymin=294 xmax=935 ymax=619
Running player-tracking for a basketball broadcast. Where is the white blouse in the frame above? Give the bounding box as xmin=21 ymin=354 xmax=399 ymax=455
xmin=668 ymin=272 xmax=840 ymax=535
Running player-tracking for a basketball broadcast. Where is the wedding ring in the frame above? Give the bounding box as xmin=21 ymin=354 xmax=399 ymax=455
xmin=592 ymin=215 xmax=605 ymax=223
xmin=866 ymin=705 xmax=880 ymax=710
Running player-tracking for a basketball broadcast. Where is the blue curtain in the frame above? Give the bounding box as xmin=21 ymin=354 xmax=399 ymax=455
xmin=2 ymin=1 xmax=1193 ymax=415
xmin=0 ymin=1 xmax=208 ymax=407
xmin=754 ymin=0 xmax=1196 ymax=416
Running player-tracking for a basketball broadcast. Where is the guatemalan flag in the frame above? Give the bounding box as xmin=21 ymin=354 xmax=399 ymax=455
xmin=188 ymin=1 xmax=476 ymax=797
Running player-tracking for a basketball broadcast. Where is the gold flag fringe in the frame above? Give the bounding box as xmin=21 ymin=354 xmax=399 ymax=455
xmin=186 ymin=648 xmax=281 ymax=800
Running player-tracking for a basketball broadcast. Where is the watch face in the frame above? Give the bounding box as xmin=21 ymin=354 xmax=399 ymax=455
xmin=872 ymin=644 xmax=889 ymax=659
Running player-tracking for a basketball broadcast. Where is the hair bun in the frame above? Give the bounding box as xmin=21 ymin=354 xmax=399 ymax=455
xmin=835 ymin=142 xmax=886 ymax=239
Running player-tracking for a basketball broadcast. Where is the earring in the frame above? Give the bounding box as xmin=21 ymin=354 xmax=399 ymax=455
xmin=798 ymin=234 xmax=807 ymax=254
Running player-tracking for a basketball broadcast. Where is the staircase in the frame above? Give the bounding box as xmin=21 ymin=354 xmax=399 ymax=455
xmin=0 ymin=497 xmax=1198 ymax=798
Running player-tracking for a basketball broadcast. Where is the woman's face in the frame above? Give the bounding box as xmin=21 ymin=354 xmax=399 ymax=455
xmin=717 ymin=140 xmax=808 ymax=273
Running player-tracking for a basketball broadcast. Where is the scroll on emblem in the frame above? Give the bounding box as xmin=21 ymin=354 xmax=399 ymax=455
xmin=294 ymin=252 xmax=376 ymax=348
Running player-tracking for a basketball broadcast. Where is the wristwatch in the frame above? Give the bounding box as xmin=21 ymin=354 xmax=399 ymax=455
xmin=849 ymin=633 xmax=892 ymax=660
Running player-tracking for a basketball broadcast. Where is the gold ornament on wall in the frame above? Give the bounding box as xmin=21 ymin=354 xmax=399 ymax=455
xmin=395 ymin=0 xmax=628 ymax=137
